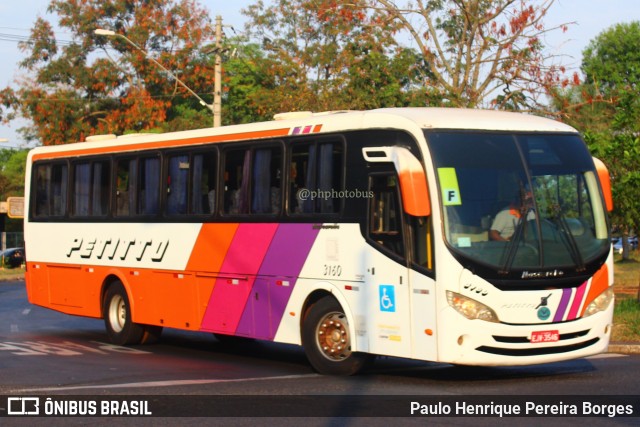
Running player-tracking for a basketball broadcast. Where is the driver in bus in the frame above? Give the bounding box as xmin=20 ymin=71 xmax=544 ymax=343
xmin=489 ymin=189 xmax=535 ymax=242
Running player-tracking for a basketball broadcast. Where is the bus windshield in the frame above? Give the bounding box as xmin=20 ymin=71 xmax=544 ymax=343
xmin=426 ymin=131 xmax=610 ymax=273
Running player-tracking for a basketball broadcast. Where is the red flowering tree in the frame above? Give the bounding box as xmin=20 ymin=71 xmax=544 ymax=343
xmin=1 ymin=0 xmax=216 ymax=145
xmin=243 ymin=0 xmax=572 ymax=113
xmin=373 ymin=0 xmax=573 ymax=110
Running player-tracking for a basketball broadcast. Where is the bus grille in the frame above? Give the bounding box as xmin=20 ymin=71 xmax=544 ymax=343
xmin=491 ymin=329 xmax=590 ymax=344
xmin=476 ymin=338 xmax=599 ymax=356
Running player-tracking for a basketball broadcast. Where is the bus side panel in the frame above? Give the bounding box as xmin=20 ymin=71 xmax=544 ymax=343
xmin=128 ymin=223 xmax=239 ymax=329
xmin=25 ymin=264 xmax=48 ymax=308
xmin=273 ymin=224 xmax=418 ymax=360
xmin=24 ymin=262 xmax=103 ymax=318
xmin=235 ymin=223 xmax=320 ymax=339
xmin=273 ymin=225 xmax=366 ymax=347
xmin=48 ymin=265 xmax=85 ymax=308
xmin=199 ymin=223 xmax=278 ymax=334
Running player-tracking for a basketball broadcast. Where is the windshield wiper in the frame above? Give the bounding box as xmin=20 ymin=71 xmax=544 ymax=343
xmin=552 ymin=212 xmax=586 ymax=272
xmin=498 ymin=210 xmax=531 ymax=275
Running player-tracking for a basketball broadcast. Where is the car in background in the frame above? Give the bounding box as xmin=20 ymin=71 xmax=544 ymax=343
xmin=613 ymin=239 xmax=623 ymax=254
xmin=0 ymin=247 xmax=25 ymax=268
xmin=612 ymin=237 xmax=638 ymax=254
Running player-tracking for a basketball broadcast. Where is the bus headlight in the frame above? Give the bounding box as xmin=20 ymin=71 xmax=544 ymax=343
xmin=582 ymin=287 xmax=614 ymax=318
xmin=446 ymin=291 xmax=499 ymax=323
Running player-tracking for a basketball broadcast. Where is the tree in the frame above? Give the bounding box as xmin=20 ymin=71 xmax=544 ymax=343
xmin=0 ymin=0 xmax=217 ymax=145
xmin=373 ymin=0 xmax=570 ymax=110
xmin=242 ymin=0 xmax=571 ymax=114
xmin=0 ymin=149 xmax=27 ymax=200
xmin=559 ymin=22 xmax=640 ymax=259
xmin=0 ymin=148 xmax=28 ymax=232
xmin=222 ymin=41 xmax=275 ymax=124
xmin=242 ymin=0 xmax=433 ymax=117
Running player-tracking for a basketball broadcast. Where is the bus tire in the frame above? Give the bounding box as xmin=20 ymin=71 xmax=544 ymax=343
xmin=302 ymin=296 xmax=371 ymax=375
xmin=103 ymin=281 xmax=145 ymax=346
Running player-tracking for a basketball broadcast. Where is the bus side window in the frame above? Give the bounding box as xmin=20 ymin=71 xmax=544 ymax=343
xmin=49 ymin=163 xmax=68 ymax=217
xmin=368 ymin=174 xmax=405 ymax=258
xmin=167 ymin=154 xmax=189 ymax=215
xmin=115 ymin=159 xmax=135 ymax=216
xmin=73 ymin=162 xmax=91 ymax=216
xmin=34 ymin=163 xmax=68 ymax=218
xmin=137 ymin=157 xmax=160 ymax=215
xmin=290 ymin=141 xmax=343 ymax=214
xmin=251 ymin=147 xmax=282 ymax=214
xmin=192 ymin=152 xmax=217 ymax=215
xmin=34 ymin=164 xmax=50 ymax=217
xmin=224 ymin=149 xmax=250 ymax=214
xmin=92 ymin=161 xmax=110 ymax=216
xmin=167 ymin=151 xmax=217 ymax=216
xmin=73 ymin=161 xmax=111 ymax=217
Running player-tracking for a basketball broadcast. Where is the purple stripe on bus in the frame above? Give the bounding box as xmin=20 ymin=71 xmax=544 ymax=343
xmin=553 ymin=288 xmax=572 ymax=322
xmin=235 ymin=223 xmax=321 ymax=340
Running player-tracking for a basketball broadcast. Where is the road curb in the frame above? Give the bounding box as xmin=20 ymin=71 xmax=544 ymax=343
xmin=608 ymin=343 xmax=640 ymax=354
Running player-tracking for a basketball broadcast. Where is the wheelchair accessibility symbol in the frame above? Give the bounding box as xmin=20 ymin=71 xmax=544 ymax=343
xmin=379 ymin=285 xmax=396 ymax=313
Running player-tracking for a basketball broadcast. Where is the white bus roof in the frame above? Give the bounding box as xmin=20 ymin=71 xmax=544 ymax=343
xmin=28 ymin=108 xmax=578 ymax=158
xmin=370 ymin=108 xmax=577 ymax=133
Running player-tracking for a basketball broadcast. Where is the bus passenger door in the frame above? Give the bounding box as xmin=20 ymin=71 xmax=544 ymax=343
xmin=365 ymin=172 xmax=412 ymax=358
xmin=363 ymin=145 xmax=437 ymax=361
xmin=407 ymin=217 xmax=438 ymax=362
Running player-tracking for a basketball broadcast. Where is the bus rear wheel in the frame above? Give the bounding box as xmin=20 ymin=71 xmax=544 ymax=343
xmin=302 ymin=297 xmax=371 ymax=375
xmin=103 ymin=281 xmax=145 ymax=346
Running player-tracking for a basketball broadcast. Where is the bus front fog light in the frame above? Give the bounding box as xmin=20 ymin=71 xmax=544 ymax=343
xmin=447 ymin=291 xmax=499 ymax=323
xmin=457 ymin=334 xmax=470 ymax=346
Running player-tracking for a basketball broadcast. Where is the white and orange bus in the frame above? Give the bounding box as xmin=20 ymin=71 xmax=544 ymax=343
xmin=24 ymin=108 xmax=614 ymax=375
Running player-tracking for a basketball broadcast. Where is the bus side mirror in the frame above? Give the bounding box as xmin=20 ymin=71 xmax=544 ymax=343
xmin=362 ymin=147 xmax=431 ymax=217
xmin=592 ymin=157 xmax=613 ymax=212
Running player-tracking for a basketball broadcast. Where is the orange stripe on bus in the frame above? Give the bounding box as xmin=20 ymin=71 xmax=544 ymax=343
xmin=31 ymin=128 xmax=292 ymax=161
xmin=186 ymin=223 xmax=239 ymax=272
xmin=581 ymin=263 xmax=609 ymax=316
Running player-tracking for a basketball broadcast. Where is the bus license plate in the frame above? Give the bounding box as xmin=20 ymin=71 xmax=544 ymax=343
xmin=530 ymin=330 xmax=559 ymax=343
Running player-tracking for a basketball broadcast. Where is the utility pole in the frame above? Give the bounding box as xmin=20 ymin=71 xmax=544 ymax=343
xmin=214 ymin=15 xmax=223 ymax=128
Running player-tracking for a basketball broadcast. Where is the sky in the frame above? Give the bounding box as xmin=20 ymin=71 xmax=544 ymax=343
xmin=0 ymin=0 xmax=639 ymax=148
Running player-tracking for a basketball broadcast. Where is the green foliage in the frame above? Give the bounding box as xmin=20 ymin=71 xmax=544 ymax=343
xmin=582 ymin=22 xmax=640 ymax=94
xmin=553 ymin=22 xmax=640 ymax=260
xmin=613 ymin=297 xmax=640 ymax=342
xmin=242 ymin=0 xmax=438 ymax=115
xmin=0 ymin=149 xmax=27 ymax=199
xmin=223 ymin=42 xmax=272 ymax=123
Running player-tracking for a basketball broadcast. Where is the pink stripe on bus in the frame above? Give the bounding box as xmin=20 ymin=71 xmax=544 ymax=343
xmin=567 ymin=281 xmax=588 ymax=320
xmin=199 ymin=223 xmax=278 ymax=334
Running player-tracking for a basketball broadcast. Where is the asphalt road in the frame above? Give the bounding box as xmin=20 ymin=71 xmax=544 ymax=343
xmin=1 ymin=279 xmax=639 ymax=427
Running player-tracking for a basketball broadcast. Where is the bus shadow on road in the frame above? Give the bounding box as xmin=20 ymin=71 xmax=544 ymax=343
xmin=364 ymin=355 xmax=597 ymax=382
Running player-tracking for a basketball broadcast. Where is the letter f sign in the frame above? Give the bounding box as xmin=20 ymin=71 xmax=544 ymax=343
xmin=444 ymin=188 xmax=460 ymax=205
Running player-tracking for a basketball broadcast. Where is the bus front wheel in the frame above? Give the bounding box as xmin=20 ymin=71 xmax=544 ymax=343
xmin=103 ymin=281 xmax=145 ymax=346
xmin=302 ymin=297 xmax=371 ymax=375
